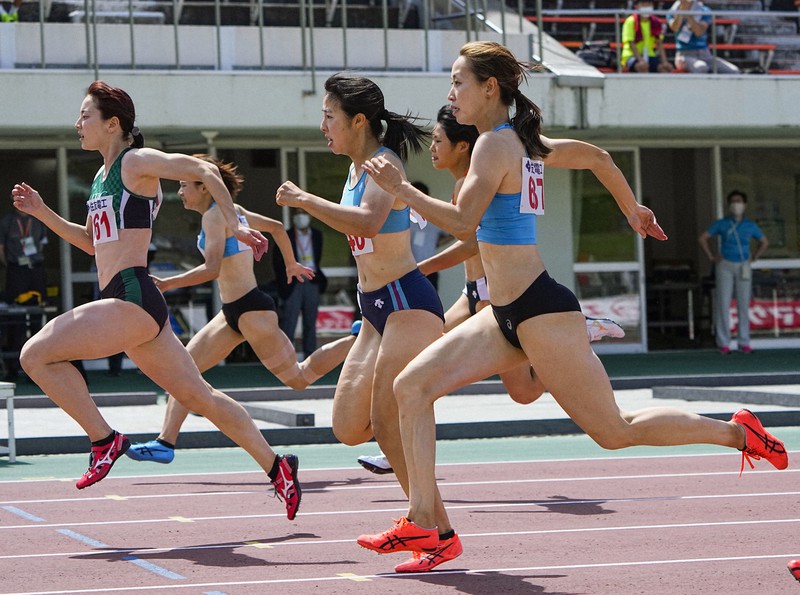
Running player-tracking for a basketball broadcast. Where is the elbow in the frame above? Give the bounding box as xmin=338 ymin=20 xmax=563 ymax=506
xmin=452 ymin=222 xmax=477 ymax=241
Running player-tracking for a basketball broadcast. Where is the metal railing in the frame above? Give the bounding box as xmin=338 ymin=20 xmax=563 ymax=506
xmin=4 ymin=0 xmax=798 ymax=77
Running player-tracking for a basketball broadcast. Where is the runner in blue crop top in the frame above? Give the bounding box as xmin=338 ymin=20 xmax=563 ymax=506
xmin=358 ymin=45 xmax=784 ymax=563
xmin=476 ymin=123 xmax=536 ymax=245
xmin=341 ymin=147 xmax=410 ymax=234
xmin=196 ymin=202 xmax=252 ymax=258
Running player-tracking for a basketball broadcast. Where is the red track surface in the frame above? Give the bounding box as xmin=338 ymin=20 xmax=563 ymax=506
xmin=1 ymin=454 xmax=797 ymax=594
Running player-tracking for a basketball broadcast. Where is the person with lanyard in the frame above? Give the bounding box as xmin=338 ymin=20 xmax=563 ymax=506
xmin=274 ymin=208 xmax=329 ymax=359
xmin=698 ymin=190 xmax=768 ymax=354
xmin=667 ymin=0 xmax=740 ymax=74
xmin=0 ymin=207 xmax=48 ymax=380
xmin=358 ymin=41 xmax=787 ymax=569
xmin=126 ymin=155 xmax=357 ymax=465
xmin=10 ymin=81 xmax=301 ymax=522
xmin=276 ymin=73 xmax=460 ymax=573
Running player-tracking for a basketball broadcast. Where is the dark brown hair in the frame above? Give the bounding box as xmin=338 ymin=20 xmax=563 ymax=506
xmin=86 ymin=81 xmax=144 ymax=148
xmin=459 ymin=42 xmax=551 ymax=159
xmin=192 ymin=154 xmax=245 ymax=200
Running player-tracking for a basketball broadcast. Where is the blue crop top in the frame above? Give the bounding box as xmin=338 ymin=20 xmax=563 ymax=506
xmin=340 ymin=147 xmax=410 ymax=234
xmin=197 ymin=203 xmax=252 ymax=258
xmin=475 ymin=123 xmax=538 ymax=246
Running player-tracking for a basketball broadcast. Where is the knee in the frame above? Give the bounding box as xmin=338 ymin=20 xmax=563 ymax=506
xmin=332 ymin=414 xmax=371 ymax=446
xmin=509 ymin=391 xmax=540 ymax=405
xmin=589 ymin=428 xmax=633 ymax=451
xmin=18 ymin=337 xmax=45 ymax=374
xmin=393 ymin=369 xmax=435 ymax=412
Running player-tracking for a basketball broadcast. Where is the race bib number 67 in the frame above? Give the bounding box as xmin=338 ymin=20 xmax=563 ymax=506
xmin=520 ymin=158 xmax=544 ymax=215
xmin=87 ymin=195 xmax=119 ymax=245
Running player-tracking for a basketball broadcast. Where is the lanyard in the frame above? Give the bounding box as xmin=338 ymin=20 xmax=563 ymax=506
xmin=15 ymin=217 xmax=32 ymax=239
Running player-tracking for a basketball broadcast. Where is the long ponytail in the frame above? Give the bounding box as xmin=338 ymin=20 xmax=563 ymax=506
xmin=324 ymin=73 xmax=428 ymax=162
xmin=459 ymin=41 xmax=551 ymax=159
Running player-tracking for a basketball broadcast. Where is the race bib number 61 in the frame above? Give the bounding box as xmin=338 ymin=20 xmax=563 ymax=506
xmin=87 ymin=195 xmax=119 ymax=245
xmin=520 ymin=158 xmax=544 ymax=215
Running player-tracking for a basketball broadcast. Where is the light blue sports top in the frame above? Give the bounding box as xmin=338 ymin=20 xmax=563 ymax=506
xmin=476 ymin=123 xmax=538 ymax=246
xmin=196 ymin=203 xmax=252 ymax=258
xmin=341 ymin=147 xmax=410 ymax=234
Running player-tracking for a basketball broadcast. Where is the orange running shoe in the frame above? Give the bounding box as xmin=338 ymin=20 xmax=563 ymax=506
xmin=731 ymin=409 xmax=788 ymax=476
xmin=357 ymin=517 xmax=438 ymax=554
xmin=394 ymin=533 xmax=463 ymax=573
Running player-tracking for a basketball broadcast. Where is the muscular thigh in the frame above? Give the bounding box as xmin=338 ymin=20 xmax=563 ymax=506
xmin=237 ymin=310 xmax=294 ymax=360
xmin=185 ymin=312 xmax=244 ymax=373
xmin=443 ymin=294 xmax=471 ymax=332
xmin=24 ymin=299 xmax=160 ymax=362
xmin=517 ymin=312 xmax=622 ymax=433
xmin=398 ymin=306 xmax=524 ymax=399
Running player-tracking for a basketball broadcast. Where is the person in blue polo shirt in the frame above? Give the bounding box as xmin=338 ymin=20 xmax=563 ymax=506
xmin=699 ymin=190 xmax=768 ymax=353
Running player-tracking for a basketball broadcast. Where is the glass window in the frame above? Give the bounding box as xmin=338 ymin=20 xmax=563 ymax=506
xmin=572 ymin=151 xmax=637 ymax=263
xmin=721 ymin=147 xmax=800 ymax=260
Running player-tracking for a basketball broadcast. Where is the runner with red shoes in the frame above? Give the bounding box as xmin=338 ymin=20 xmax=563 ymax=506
xmin=358 ymin=40 xmax=789 ymax=573
xmin=11 ymin=81 xmax=302 ymax=521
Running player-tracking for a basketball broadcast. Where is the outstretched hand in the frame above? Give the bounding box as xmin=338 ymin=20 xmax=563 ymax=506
xmin=234 ymin=227 xmax=269 ymax=261
xmin=286 ymin=262 xmax=314 ymax=284
xmin=628 ymin=204 xmax=668 ymax=241
xmin=361 ymin=156 xmax=404 ymax=196
xmin=11 ymin=183 xmax=44 ymax=216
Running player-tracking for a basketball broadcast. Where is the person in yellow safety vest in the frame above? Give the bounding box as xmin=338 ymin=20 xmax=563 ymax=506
xmin=0 ymin=0 xmax=22 ymax=22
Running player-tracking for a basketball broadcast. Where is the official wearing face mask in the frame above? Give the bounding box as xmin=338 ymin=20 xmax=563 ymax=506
xmin=274 ymin=209 xmax=328 ymax=357
xmin=699 ymin=191 xmax=769 ymax=354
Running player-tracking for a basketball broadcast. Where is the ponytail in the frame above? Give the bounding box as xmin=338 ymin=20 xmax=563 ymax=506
xmin=130 ymin=125 xmax=145 ymax=149
xmin=511 ymin=92 xmax=550 ymax=159
xmin=381 ymin=110 xmax=428 ymax=162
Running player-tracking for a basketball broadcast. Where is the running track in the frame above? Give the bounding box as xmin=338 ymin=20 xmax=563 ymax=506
xmin=1 ymin=449 xmax=798 ymax=594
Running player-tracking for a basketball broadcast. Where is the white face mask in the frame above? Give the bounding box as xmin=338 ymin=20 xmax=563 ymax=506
xmin=730 ymin=202 xmax=745 ymax=217
xmin=638 ymin=4 xmax=654 ymax=13
xmin=293 ymin=213 xmax=311 ymax=229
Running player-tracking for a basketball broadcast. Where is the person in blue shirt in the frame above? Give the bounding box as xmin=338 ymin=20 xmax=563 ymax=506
xmin=667 ymin=0 xmax=739 ymax=73
xmin=699 ymin=190 xmax=768 ymax=353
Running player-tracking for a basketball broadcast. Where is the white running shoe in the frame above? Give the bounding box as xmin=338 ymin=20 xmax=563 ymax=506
xmin=585 ymin=317 xmax=625 ymax=342
xmin=357 ymin=453 xmax=394 ymax=475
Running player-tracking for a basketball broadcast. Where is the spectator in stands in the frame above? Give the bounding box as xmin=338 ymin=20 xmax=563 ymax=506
xmin=698 ymin=190 xmax=767 ymax=354
xmin=0 ymin=0 xmax=22 ymax=22
xmin=667 ymin=0 xmax=740 ymax=73
xmin=621 ymin=0 xmax=675 ymax=73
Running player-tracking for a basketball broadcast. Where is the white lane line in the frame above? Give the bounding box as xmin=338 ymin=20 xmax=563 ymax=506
xmin=0 ymin=553 xmax=797 ymax=595
xmin=1 ymin=506 xmax=45 ymax=522
xmin=3 ymin=516 xmax=799 ymax=561
xmin=2 ymin=448 xmax=798 ymax=486
xmin=1 ymin=490 xmax=798 ymax=531
xmin=1 ymin=467 xmax=796 ymax=507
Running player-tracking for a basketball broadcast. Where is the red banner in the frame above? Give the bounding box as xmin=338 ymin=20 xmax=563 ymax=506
xmin=730 ymin=299 xmax=800 ymax=331
xmin=316 ymin=306 xmax=354 ymax=333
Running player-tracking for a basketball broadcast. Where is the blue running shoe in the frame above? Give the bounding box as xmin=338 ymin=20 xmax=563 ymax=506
xmin=351 ymin=320 xmax=362 ymax=336
xmin=125 ymin=439 xmax=175 ymax=464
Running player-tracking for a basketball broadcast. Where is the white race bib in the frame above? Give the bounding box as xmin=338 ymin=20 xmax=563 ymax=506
xmin=347 ymin=234 xmax=374 ymax=256
xmin=21 ymin=236 xmax=37 ymax=257
xmin=87 ymin=195 xmax=119 ymax=245
xmin=520 ymin=158 xmax=544 ymax=215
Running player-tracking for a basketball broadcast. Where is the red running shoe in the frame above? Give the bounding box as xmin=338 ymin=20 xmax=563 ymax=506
xmin=271 ymin=454 xmax=301 ymax=520
xmin=394 ymin=533 xmax=463 ymax=573
xmin=789 ymin=559 xmax=800 ymax=582
xmin=731 ymin=409 xmax=788 ymax=476
xmin=76 ymin=432 xmax=130 ymax=489
xmin=357 ymin=517 xmax=439 ymax=554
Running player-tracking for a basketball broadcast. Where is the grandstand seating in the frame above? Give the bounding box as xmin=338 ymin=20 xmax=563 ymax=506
xmin=522 ymin=0 xmax=800 ymax=71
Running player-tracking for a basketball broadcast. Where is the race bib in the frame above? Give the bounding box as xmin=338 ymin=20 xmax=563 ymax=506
xmin=87 ymin=195 xmax=119 ymax=245
xmin=520 ymin=158 xmax=544 ymax=215
xmin=410 ymin=208 xmax=427 ymax=230
xmin=347 ymin=234 xmax=374 ymax=256
xmin=678 ymin=26 xmax=692 ymax=44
